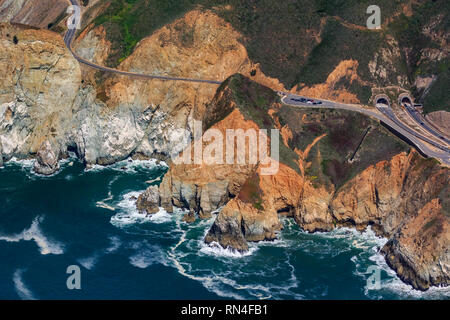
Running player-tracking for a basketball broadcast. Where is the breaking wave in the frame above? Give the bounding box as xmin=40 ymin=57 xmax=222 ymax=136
xmin=91 ymin=176 xmax=450 ymax=300
xmin=129 ymin=242 xmax=169 ymax=269
xmin=0 ymin=216 xmax=64 ymax=255
xmin=199 ymin=241 xmax=258 ymax=258
xmin=358 ymin=243 xmax=450 ymax=300
xmin=4 ymin=156 xmax=78 ymax=179
xmin=106 ymin=235 xmax=122 ymax=253
xmin=78 ymin=254 xmax=99 ymax=270
xmin=110 ymin=191 xmax=173 ymax=227
xmin=86 ymin=158 xmax=167 ymax=174
xmin=13 ymin=269 xmax=36 ymax=300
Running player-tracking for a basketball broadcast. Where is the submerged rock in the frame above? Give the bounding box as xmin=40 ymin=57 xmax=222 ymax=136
xmin=33 ymin=140 xmax=60 ymax=175
xmin=182 ymin=211 xmax=196 ymax=223
xmin=136 ymin=185 xmax=160 ymax=215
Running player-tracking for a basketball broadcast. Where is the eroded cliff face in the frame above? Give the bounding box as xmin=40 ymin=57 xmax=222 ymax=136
xmin=1 ymin=9 xmax=287 ymax=170
xmin=331 ymin=152 xmax=449 ymax=236
xmin=331 ymin=152 xmax=449 ymax=290
xmin=137 ymin=74 xmax=449 ymax=291
xmin=75 ymin=25 xmax=111 ymax=68
xmin=68 ymin=9 xmax=285 ymax=165
xmin=91 ymin=9 xmax=284 ymax=160
xmin=0 ymin=23 xmax=148 ymax=170
xmin=0 ymin=24 xmax=81 ymax=163
xmin=0 ymin=22 xmax=155 ymax=170
xmin=382 ymin=199 xmax=449 ymax=291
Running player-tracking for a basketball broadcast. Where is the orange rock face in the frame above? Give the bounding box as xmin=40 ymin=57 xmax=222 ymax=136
xmin=158 ymin=107 xmax=261 ymax=218
xmin=382 ymin=199 xmax=450 ymax=291
xmin=331 ymin=151 xmax=449 ymax=235
xmin=292 ymin=60 xmax=365 ymax=104
xmin=73 ymin=9 xmax=288 ymax=161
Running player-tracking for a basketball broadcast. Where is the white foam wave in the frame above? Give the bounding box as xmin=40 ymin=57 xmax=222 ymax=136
xmin=78 ymin=254 xmax=99 ymax=270
xmin=13 ymin=269 xmax=36 ymax=300
xmin=75 ymin=236 xmax=122 ymax=270
xmin=196 ymin=219 xmax=259 ymax=259
xmin=130 ymin=251 xmax=161 ymax=268
xmin=96 ymin=176 xmax=119 ymax=211
xmin=0 ymin=216 xmax=64 ymax=255
xmin=331 ymin=226 xmax=450 ymax=299
xmin=106 ymin=235 xmax=121 ymax=253
xmin=199 ymin=241 xmax=258 ymax=258
xmin=96 ymin=202 xmax=116 ymax=211
xmin=4 ymin=155 xmax=78 ymax=178
xmin=166 ymin=216 xmax=305 ymax=300
xmin=4 ymin=157 xmax=35 ymax=169
xmin=362 ymin=246 xmax=450 ymax=299
xmin=110 ymin=191 xmax=173 ymax=227
xmin=86 ymin=158 xmax=167 ymax=174
xmin=129 ymin=242 xmax=169 ymax=269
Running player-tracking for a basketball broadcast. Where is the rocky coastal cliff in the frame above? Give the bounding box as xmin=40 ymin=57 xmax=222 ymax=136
xmin=0 ymin=3 xmax=448 ymax=292
xmin=137 ymin=74 xmax=449 ymax=291
xmin=0 ymin=9 xmax=284 ymax=174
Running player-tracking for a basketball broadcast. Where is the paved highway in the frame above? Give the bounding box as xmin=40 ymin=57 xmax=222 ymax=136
xmin=403 ymin=103 xmax=450 ymax=145
xmin=64 ymin=0 xmax=222 ymax=85
xmin=281 ymin=93 xmax=450 ymax=165
xmin=376 ymin=104 xmax=450 ymax=153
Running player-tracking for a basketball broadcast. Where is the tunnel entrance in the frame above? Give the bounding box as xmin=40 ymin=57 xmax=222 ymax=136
xmin=376 ymin=97 xmax=389 ymax=106
xmin=401 ymin=96 xmax=412 ymax=107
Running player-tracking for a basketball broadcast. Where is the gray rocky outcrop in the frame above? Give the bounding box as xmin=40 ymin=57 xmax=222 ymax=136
xmin=136 ymin=185 xmax=160 ymax=215
xmin=33 ymin=140 xmax=60 ymax=175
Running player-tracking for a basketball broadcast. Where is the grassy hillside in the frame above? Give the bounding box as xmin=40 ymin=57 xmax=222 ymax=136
xmin=88 ymin=0 xmax=448 ymax=110
xmin=91 ymin=0 xmax=400 ymax=78
xmin=388 ymin=0 xmax=450 ymax=112
xmin=274 ymin=106 xmax=409 ymax=189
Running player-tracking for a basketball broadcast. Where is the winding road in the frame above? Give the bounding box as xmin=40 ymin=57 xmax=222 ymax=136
xmin=64 ymin=0 xmax=222 ymax=85
xmin=63 ymin=0 xmax=450 ymax=166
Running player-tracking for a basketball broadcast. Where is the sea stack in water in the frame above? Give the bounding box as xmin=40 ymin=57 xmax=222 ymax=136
xmin=33 ymin=140 xmax=60 ymax=175
xmin=136 ymin=185 xmax=160 ymax=215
